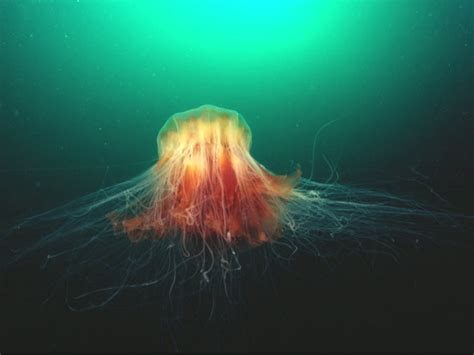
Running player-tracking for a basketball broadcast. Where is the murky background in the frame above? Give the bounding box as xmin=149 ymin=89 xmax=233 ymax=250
xmin=0 ymin=0 xmax=472 ymax=352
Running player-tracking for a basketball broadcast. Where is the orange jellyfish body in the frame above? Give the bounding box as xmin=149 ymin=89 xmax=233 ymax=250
xmin=114 ymin=105 xmax=300 ymax=246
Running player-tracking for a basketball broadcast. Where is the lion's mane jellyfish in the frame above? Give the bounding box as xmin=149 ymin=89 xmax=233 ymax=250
xmin=109 ymin=105 xmax=300 ymax=247
xmin=1 ymin=105 xmax=460 ymax=310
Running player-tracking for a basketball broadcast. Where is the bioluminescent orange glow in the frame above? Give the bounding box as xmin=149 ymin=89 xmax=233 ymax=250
xmin=110 ymin=105 xmax=300 ymax=246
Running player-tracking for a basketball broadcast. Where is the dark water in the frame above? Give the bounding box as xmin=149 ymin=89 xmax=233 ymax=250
xmin=0 ymin=0 xmax=472 ymax=352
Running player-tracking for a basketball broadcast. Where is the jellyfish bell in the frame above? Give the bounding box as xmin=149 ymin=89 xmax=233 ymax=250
xmin=157 ymin=105 xmax=252 ymax=155
xmin=110 ymin=104 xmax=301 ymax=248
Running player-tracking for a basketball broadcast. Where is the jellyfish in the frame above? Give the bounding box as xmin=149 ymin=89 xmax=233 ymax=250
xmin=1 ymin=105 xmax=463 ymax=310
xmin=108 ymin=104 xmax=301 ymax=247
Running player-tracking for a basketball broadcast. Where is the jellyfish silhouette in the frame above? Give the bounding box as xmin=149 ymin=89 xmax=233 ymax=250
xmin=1 ymin=105 xmax=460 ymax=310
xmin=109 ymin=105 xmax=300 ymax=247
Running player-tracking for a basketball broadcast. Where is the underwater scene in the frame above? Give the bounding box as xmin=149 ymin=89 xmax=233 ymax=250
xmin=0 ymin=0 xmax=472 ymax=352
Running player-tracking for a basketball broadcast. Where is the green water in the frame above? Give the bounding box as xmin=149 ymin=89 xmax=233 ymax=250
xmin=0 ymin=0 xmax=472 ymax=199
xmin=0 ymin=1 xmax=473 ymax=352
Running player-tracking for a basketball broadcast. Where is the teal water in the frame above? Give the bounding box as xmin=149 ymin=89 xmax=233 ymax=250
xmin=0 ymin=0 xmax=472 ymax=352
xmin=1 ymin=1 xmax=471 ymax=182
